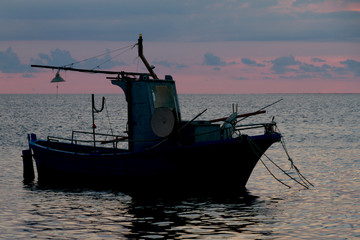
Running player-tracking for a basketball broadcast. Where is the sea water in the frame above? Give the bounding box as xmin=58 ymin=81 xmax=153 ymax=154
xmin=0 ymin=94 xmax=359 ymax=239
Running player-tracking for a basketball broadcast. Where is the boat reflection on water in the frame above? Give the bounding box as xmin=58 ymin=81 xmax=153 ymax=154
xmin=126 ymin=191 xmax=271 ymax=239
xmin=24 ymin=184 xmax=275 ymax=239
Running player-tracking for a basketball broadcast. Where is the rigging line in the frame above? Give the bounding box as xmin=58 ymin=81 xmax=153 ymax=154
xmin=91 ymin=46 xmax=133 ymax=70
xmin=104 ymin=99 xmax=114 ymax=137
xmin=63 ymin=44 xmax=136 ymax=68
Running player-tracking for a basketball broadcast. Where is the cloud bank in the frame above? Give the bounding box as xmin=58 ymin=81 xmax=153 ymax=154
xmin=241 ymin=58 xmax=265 ymax=67
xmin=1 ymin=47 xmax=359 ymax=83
xmin=0 ymin=47 xmax=127 ymax=74
xmin=1 ymin=0 xmax=359 ymax=93
xmin=0 ymin=0 xmax=359 ymax=42
xmin=0 ymin=47 xmax=32 ymax=73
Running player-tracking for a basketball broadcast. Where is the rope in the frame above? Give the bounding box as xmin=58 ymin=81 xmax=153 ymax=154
xmin=64 ymin=44 xmax=136 ymax=68
xmin=275 ymin=125 xmax=314 ymax=187
xmin=104 ymin=99 xmax=114 ymax=137
xmin=263 ymin=150 xmax=310 ymax=189
xmin=91 ymin=46 xmax=134 ymax=70
xmin=259 ymin=158 xmax=292 ymax=188
xmin=91 ymin=96 xmax=115 ymax=144
xmin=247 ymin=136 xmax=312 ymax=189
xmin=247 ymin=136 xmax=292 ymax=188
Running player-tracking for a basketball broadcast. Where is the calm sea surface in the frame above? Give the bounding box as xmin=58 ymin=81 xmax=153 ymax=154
xmin=0 ymin=94 xmax=359 ymax=239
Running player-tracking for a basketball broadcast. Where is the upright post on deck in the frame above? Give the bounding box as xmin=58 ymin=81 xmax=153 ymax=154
xmin=92 ymin=94 xmax=96 ymax=148
xmin=22 ymin=149 xmax=34 ymax=183
xmin=138 ymin=34 xmax=158 ymax=80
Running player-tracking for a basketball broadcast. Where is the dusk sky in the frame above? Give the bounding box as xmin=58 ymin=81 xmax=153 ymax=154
xmin=0 ymin=0 xmax=359 ymax=94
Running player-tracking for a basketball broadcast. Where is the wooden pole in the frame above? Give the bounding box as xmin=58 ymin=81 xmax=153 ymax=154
xmin=92 ymin=94 xmax=96 ymax=148
xmin=22 ymin=149 xmax=34 ymax=183
xmin=138 ymin=34 xmax=158 ymax=79
xmin=31 ymin=64 xmax=148 ymax=77
xmin=209 ymin=110 xmax=266 ymax=123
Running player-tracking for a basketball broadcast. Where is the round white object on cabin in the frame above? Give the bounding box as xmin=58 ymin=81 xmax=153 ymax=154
xmin=151 ymin=107 xmax=175 ymax=137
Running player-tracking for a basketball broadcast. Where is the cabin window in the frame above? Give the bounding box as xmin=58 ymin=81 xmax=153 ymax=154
xmin=151 ymin=85 xmax=176 ymax=109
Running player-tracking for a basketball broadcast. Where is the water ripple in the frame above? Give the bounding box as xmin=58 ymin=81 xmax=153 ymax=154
xmin=0 ymin=94 xmax=359 ymax=239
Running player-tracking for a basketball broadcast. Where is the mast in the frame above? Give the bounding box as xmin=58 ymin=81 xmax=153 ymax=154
xmin=138 ymin=34 xmax=158 ymax=80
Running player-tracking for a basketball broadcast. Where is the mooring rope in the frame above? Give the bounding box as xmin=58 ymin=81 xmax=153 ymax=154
xmin=247 ymin=135 xmax=312 ymax=189
xmin=276 ymin=126 xmax=315 ymax=187
xmin=247 ymin=137 xmax=292 ymax=188
xmin=259 ymin=158 xmax=292 ymax=188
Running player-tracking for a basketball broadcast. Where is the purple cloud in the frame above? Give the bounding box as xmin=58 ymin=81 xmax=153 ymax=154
xmin=270 ymin=55 xmax=301 ymax=74
xmin=241 ymin=58 xmax=265 ymax=67
xmin=0 ymin=47 xmax=32 ymax=73
xmin=340 ymin=59 xmax=360 ymax=77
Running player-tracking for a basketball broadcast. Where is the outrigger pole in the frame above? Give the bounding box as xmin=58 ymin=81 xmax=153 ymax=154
xmin=30 ymin=64 xmax=149 ymax=78
xmin=31 ymin=34 xmax=157 ymax=80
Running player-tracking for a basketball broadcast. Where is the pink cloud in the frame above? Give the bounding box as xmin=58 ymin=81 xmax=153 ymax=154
xmin=274 ymin=0 xmax=360 ymax=14
xmin=0 ymin=41 xmax=359 ymax=94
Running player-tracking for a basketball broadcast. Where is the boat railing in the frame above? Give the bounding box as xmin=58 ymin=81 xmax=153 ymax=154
xmin=181 ymin=121 xmax=277 ymax=141
xmin=45 ymin=122 xmax=277 ymax=150
xmin=47 ymin=131 xmax=129 ymax=149
xmin=234 ymin=122 xmax=277 ymax=133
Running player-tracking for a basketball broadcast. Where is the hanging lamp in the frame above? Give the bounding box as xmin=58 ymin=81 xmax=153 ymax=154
xmin=51 ymin=70 xmax=65 ymax=96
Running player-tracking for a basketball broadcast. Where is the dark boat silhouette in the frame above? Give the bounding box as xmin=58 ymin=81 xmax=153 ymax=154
xmin=24 ymin=35 xmax=281 ymax=192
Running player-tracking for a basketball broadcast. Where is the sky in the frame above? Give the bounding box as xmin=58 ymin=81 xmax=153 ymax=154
xmin=0 ymin=0 xmax=359 ymax=94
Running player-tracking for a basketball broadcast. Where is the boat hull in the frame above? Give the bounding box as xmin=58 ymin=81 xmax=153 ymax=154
xmin=29 ymin=133 xmax=281 ymax=192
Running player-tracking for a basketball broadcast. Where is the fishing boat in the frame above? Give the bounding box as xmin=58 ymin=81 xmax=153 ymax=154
xmin=23 ymin=35 xmax=281 ymax=191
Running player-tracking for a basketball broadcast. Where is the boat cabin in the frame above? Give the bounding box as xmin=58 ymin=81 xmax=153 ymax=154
xmin=112 ymin=73 xmax=222 ymax=151
xmin=111 ymin=75 xmax=183 ymax=151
